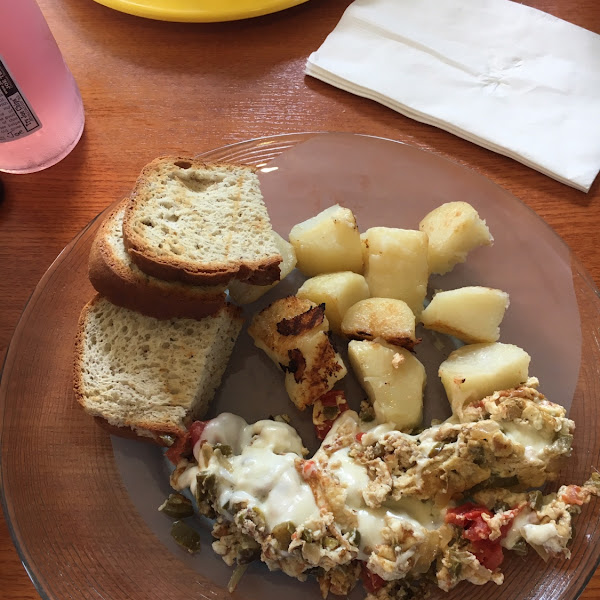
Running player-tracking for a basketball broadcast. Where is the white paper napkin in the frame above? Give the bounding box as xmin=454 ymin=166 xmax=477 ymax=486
xmin=306 ymin=0 xmax=600 ymax=192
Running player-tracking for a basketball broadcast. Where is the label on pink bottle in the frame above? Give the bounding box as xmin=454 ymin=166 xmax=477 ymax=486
xmin=0 ymin=56 xmax=41 ymax=142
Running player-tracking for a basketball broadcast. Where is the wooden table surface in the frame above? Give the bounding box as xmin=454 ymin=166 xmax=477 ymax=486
xmin=1 ymin=0 xmax=599 ymax=598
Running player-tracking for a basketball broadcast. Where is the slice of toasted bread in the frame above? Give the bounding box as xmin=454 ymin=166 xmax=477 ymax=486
xmin=89 ymin=201 xmax=227 ymax=320
xmin=248 ymin=296 xmax=347 ymax=410
xmin=73 ymin=295 xmax=243 ymax=441
xmin=122 ymin=158 xmax=282 ymax=286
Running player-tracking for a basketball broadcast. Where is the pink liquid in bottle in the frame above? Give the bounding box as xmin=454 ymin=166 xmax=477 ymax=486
xmin=0 ymin=0 xmax=84 ymax=173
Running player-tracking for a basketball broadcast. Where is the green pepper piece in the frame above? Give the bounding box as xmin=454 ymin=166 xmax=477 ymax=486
xmin=323 ymin=405 xmax=339 ymax=420
xmin=271 ymin=521 xmax=296 ymax=548
xmin=554 ymin=434 xmax=573 ymax=454
xmin=528 ymin=490 xmax=543 ymax=511
xmin=349 ymin=528 xmax=361 ymax=547
xmin=238 ymin=545 xmax=260 ymax=564
xmin=359 ymin=401 xmax=375 ymax=422
xmin=511 ymin=538 xmax=528 ymax=556
xmin=159 ymin=493 xmax=195 ymax=519
xmin=171 ymin=520 xmax=202 ymax=553
xmin=322 ymin=536 xmax=339 ymax=550
xmin=428 ymin=442 xmax=445 ymax=458
xmin=227 ymin=564 xmax=249 ymax=593
xmin=301 ymin=528 xmax=314 ymax=543
xmin=214 ymin=443 xmax=233 ymax=457
xmin=448 ymin=559 xmax=462 ymax=578
xmin=195 ymin=473 xmax=217 ymax=518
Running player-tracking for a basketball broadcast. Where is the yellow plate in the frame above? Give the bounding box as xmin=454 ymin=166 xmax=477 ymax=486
xmin=92 ymin=0 xmax=310 ymax=22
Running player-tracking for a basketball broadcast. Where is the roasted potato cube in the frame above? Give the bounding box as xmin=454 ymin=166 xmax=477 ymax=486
xmin=419 ymin=201 xmax=493 ymax=275
xmin=289 ymin=204 xmax=363 ymax=276
xmin=341 ymin=298 xmax=419 ymax=349
xmin=228 ymin=232 xmax=297 ymax=304
xmin=297 ymin=272 xmax=370 ymax=334
xmin=439 ymin=342 xmax=530 ymax=417
xmin=421 ymin=286 xmax=509 ymax=343
xmin=248 ymin=296 xmax=347 ymax=410
xmin=360 ymin=231 xmax=369 ymax=264
xmin=362 ymin=227 xmax=429 ymax=317
xmin=348 ymin=340 xmax=425 ymax=430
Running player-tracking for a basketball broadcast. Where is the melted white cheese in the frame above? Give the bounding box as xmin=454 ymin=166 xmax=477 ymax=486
xmin=521 ymin=522 xmax=565 ymax=553
xmin=217 ymin=450 xmax=319 ymax=527
xmin=354 ymin=501 xmax=441 ymax=553
xmin=501 ymin=421 xmax=552 ymax=458
xmin=328 ymin=447 xmax=370 ymax=508
xmin=199 ymin=413 xmax=248 ymax=454
xmin=501 ymin=507 xmax=535 ymax=549
xmin=197 ymin=413 xmax=306 ymax=457
xmin=193 ymin=413 xmax=319 ymax=530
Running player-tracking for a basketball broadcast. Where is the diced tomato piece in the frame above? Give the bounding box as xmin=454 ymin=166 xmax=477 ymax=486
xmin=445 ymin=503 xmax=492 ymax=530
xmin=446 ymin=504 xmax=494 ymax=543
xmin=446 ymin=502 xmax=519 ymax=571
xmin=462 ymin=515 xmax=492 ymax=542
xmin=312 ymin=391 xmax=349 ymax=440
xmin=166 ymin=420 xmax=209 ymax=465
xmin=165 ymin=433 xmax=190 ymax=465
xmin=355 ymin=432 xmax=365 ymax=443
xmin=189 ymin=420 xmax=208 ymax=448
xmin=445 ymin=502 xmax=506 ymax=571
xmin=360 ymin=563 xmax=385 ymax=593
xmin=301 ymin=459 xmax=317 ymax=479
xmin=315 ymin=422 xmax=333 ymax=440
xmin=471 ymin=539 xmax=505 ymax=571
xmin=561 ymin=485 xmax=585 ymax=506
xmin=320 ymin=390 xmax=346 ymax=406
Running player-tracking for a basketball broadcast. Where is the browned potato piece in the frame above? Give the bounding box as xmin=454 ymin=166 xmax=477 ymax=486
xmin=439 ymin=342 xmax=530 ymax=418
xmin=248 ymin=296 xmax=347 ymax=410
xmin=421 ymin=286 xmax=509 ymax=343
xmin=341 ymin=298 xmax=419 ymax=349
xmin=362 ymin=227 xmax=429 ymax=317
xmin=419 ymin=202 xmax=493 ymax=275
xmin=348 ymin=340 xmax=425 ymax=430
xmin=297 ymin=272 xmax=370 ymax=334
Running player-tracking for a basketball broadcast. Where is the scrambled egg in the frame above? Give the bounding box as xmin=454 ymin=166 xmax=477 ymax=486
xmin=169 ymin=381 xmax=598 ymax=599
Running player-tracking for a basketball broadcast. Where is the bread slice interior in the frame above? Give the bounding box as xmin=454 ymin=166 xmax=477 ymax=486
xmin=123 ymin=158 xmax=282 ymax=285
xmin=74 ymin=296 xmax=243 ymax=441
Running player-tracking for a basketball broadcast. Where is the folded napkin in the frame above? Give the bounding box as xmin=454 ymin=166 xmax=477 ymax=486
xmin=306 ymin=0 xmax=600 ymax=192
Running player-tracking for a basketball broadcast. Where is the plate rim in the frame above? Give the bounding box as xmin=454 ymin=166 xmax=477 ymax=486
xmin=1 ymin=131 xmax=599 ymax=600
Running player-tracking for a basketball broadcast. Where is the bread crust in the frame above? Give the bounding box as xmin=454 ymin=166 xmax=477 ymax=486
xmin=91 ymin=417 xmax=180 ymax=446
xmin=89 ymin=201 xmax=227 ymax=320
xmin=122 ymin=157 xmax=282 ymax=286
xmin=72 ymin=297 xmax=93 ymax=414
xmin=124 ymin=245 xmax=282 ymax=286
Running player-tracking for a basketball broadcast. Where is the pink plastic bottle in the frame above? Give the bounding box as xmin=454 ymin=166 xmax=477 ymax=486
xmin=0 ymin=0 xmax=84 ymax=173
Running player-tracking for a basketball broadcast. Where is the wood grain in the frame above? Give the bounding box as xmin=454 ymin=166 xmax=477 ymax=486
xmin=0 ymin=1 xmax=599 ymax=599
